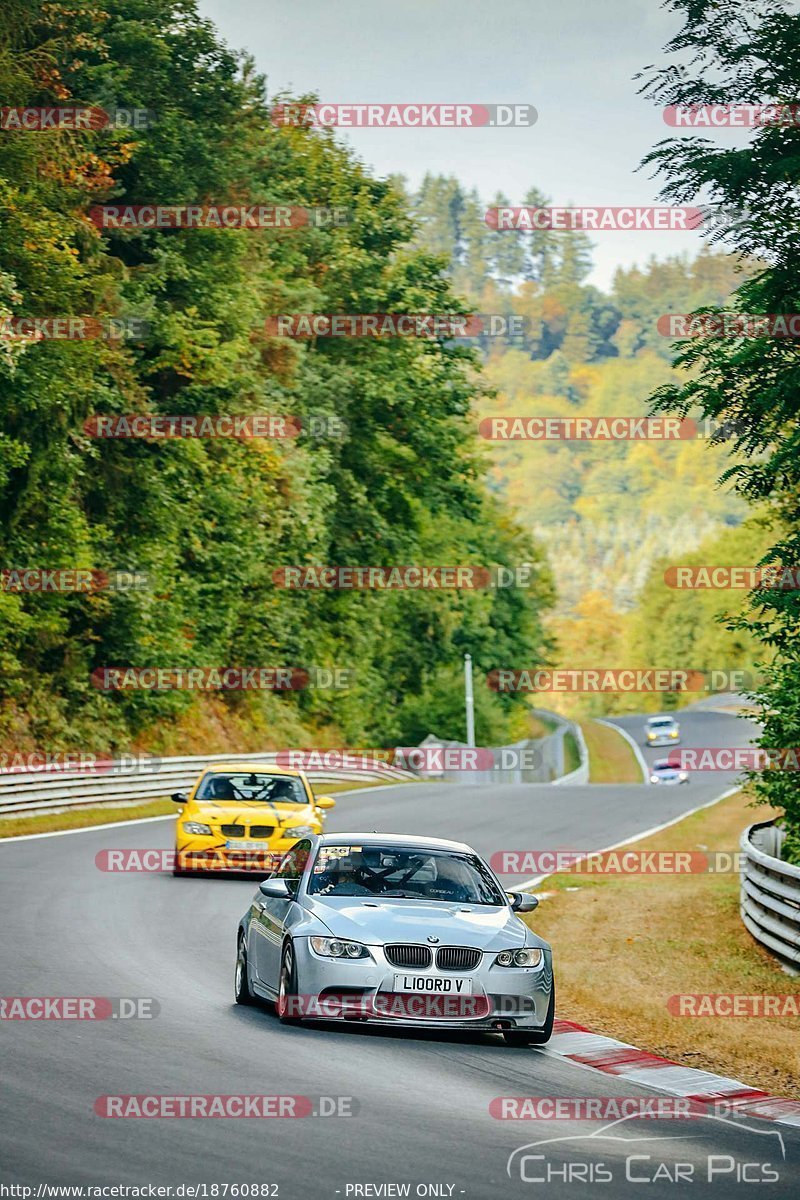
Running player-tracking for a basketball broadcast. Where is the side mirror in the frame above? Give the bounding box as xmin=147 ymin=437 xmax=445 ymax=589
xmin=171 ymin=792 xmax=189 ymax=804
xmin=314 ymin=795 xmax=336 ymax=810
xmin=509 ymin=892 xmax=539 ymax=913
xmin=259 ymin=878 xmax=291 ymax=899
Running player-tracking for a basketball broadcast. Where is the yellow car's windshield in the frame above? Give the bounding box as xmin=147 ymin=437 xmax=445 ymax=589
xmin=196 ymin=772 xmax=307 ymax=805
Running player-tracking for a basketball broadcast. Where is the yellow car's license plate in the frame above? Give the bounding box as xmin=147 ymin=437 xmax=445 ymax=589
xmin=227 ymin=839 xmax=271 ymax=850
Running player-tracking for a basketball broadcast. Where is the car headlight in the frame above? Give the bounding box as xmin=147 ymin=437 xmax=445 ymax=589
xmin=182 ymin=821 xmax=212 ymax=835
xmin=647 ymin=731 xmax=655 ymax=739
xmin=670 ymin=730 xmax=678 ymax=738
xmin=679 ymin=771 xmax=688 ymax=781
xmin=310 ymin=937 xmax=369 ymax=959
xmin=284 ymin=825 xmax=315 ymax=839
xmin=494 ymin=948 xmax=543 ymax=967
xmin=650 ymin=774 xmax=659 ymax=783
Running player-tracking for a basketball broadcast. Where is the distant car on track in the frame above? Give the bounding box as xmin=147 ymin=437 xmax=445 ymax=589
xmin=643 ymin=714 xmax=681 ymax=747
xmin=649 ymin=757 xmax=689 ymax=785
xmin=172 ymin=763 xmax=336 ymax=875
xmin=235 ymin=833 xmax=554 ymax=1046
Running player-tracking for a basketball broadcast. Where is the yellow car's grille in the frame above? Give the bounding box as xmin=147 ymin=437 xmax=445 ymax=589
xmin=219 ymin=823 xmax=276 ymax=839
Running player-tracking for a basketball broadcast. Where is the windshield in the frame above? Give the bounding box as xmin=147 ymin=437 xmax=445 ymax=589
xmin=653 ymin=759 xmax=676 ymax=770
xmin=308 ymin=844 xmax=506 ymax=906
xmin=649 ymin=718 xmax=676 ymax=728
xmin=195 ymin=772 xmax=308 ymax=804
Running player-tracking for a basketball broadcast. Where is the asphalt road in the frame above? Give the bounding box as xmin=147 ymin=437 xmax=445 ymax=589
xmin=605 ymin=701 xmax=761 ymax=782
xmin=3 ymin=705 xmax=797 ymax=1198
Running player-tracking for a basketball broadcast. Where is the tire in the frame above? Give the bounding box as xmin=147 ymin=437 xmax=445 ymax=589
xmin=502 ymin=984 xmax=555 ymax=1047
xmin=276 ymin=940 xmax=301 ymax=1024
xmin=235 ymin=934 xmax=256 ymax=1005
xmin=172 ymin=849 xmax=188 ymax=877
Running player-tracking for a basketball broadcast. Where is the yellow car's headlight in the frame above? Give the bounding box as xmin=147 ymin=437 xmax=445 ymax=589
xmin=284 ymin=825 xmax=315 ymax=839
xmin=183 ymin=821 xmax=212 ymax=835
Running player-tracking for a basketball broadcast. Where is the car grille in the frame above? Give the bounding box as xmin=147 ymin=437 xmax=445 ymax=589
xmin=384 ymin=944 xmax=433 ymax=969
xmin=249 ymin=826 xmax=275 ymax=838
xmin=436 ymin=946 xmax=481 ymax=971
xmin=221 ymin=824 xmax=246 ymax=837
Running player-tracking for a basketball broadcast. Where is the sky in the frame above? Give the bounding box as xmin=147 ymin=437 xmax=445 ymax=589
xmin=197 ymin=0 xmax=750 ymax=288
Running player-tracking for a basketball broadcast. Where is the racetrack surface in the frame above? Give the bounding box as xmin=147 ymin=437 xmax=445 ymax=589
xmin=3 ymin=706 xmax=798 ymax=1197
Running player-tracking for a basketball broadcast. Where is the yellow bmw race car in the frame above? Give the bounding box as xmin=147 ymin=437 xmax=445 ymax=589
xmin=172 ymin=763 xmax=336 ymax=875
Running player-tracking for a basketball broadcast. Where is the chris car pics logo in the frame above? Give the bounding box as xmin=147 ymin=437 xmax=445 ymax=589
xmin=506 ymin=1113 xmax=786 ymax=1185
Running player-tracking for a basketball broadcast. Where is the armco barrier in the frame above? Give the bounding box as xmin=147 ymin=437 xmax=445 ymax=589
xmin=0 ymin=714 xmax=587 ymax=817
xmin=0 ymin=752 xmax=415 ymax=817
xmin=417 ymin=710 xmax=588 ymax=785
xmin=552 ymin=718 xmax=589 ymax=786
xmin=740 ymin=819 xmax=800 ymax=968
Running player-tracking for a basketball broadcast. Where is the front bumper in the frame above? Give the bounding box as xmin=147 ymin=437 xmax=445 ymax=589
xmin=646 ymin=735 xmax=680 ymax=747
xmin=285 ymin=938 xmax=554 ymax=1030
xmin=176 ymin=839 xmax=299 ymax=873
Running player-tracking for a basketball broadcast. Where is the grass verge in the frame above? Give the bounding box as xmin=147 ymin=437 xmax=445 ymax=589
xmin=562 ymin=731 xmax=581 ymax=776
xmin=528 ymin=709 xmax=559 ymax=739
xmin=526 ymin=788 xmax=800 ymax=1098
xmin=0 ymin=778 xmax=393 ymax=839
xmin=581 ymin=718 xmax=643 ymax=783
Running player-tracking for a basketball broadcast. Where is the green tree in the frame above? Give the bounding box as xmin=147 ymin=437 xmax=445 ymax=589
xmin=640 ymin=0 xmax=800 ymax=857
xmin=0 ymin=0 xmax=553 ymax=753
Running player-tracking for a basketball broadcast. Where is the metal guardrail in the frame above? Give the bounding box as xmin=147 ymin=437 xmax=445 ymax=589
xmin=416 ymin=710 xmax=586 ymax=785
xmin=0 ymin=713 xmax=587 ymax=818
xmin=0 ymin=752 xmax=415 ymax=816
xmin=740 ymin=819 xmax=800 ymax=968
xmin=552 ymin=718 xmax=589 ymax=786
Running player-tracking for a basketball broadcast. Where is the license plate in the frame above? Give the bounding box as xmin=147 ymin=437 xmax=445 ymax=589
xmin=226 ymin=840 xmax=271 ymax=850
xmin=392 ymin=974 xmax=475 ymax=995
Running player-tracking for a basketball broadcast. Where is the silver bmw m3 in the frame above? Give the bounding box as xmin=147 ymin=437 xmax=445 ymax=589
xmin=235 ymin=832 xmax=555 ymax=1046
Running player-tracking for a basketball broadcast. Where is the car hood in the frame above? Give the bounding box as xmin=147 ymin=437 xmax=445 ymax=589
xmin=189 ymin=801 xmax=312 ymax=824
xmin=304 ymin=896 xmax=545 ymax=951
